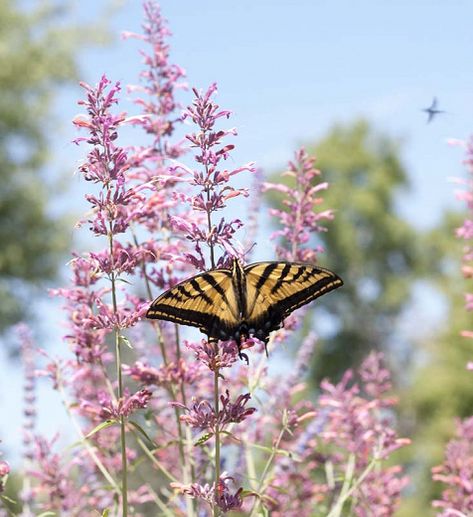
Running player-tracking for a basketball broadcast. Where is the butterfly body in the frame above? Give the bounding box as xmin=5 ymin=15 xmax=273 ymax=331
xmin=147 ymin=259 xmax=343 ymax=351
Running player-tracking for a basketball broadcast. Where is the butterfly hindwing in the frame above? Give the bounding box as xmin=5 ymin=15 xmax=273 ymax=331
xmin=243 ymin=261 xmax=343 ymax=332
xmin=146 ymin=268 xmax=240 ymax=337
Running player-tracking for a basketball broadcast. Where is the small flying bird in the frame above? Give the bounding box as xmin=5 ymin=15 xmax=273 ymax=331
xmin=422 ymin=97 xmax=444 ymax=124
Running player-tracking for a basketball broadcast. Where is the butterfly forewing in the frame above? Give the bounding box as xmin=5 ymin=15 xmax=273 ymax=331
xmin=243 ymin=261 xmax=343 ymax=327
xmin=146 ymin=268 xmax=240 ymax=336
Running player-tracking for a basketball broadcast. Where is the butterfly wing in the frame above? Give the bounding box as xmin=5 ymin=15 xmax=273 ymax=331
xmin=146 ymin=268 xmax=240 ymax=339
xmin=243 ymin=261 xmax=343 ymax=339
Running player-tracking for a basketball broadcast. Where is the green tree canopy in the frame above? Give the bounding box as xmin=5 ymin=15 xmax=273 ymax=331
xmin=0 ymin=1 xmax=106 ymax=331
xmin=268 ymin=120 xmax=425 ymax=381
xmin=268 ymin=120 xmax=471 ymax=515
xmin=396 ymin=212 xmax=473 ymax=516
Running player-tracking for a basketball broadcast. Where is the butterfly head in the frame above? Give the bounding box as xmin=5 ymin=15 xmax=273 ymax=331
xmin=231 ymin=256 xmax=244 ymax=275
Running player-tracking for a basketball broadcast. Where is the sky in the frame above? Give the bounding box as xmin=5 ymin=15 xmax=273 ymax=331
xmin=1 ymin=0 xmax=472 ymax=462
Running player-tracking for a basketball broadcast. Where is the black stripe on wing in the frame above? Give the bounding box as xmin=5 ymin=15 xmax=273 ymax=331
xmin=201 ymin=272 xmax=228 ymax=298
xmin=147 ymin=303 xmax=237 ymax=338
xmin=243 ymin=262 xmax=343 ymax=335
xmin=147 ymin=303 xmax=213 ymax=331
xmin=273 ymin=273 xmax=343 ymax=319
xmin=255 ymin=262 xmax=279 ymax=290
xmin=146 ymin=267 xmax=235 ymax=338
xmin=270 ymin=262 xmax=292 ymax=294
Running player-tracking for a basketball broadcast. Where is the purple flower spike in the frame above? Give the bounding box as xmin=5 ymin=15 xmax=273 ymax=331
xmin=16 ymin=324 xmax=37 ymax=463
xmin=83 ymin=388 xmax=153 ymax=421
xmin=432 ymin=417 xmax=473 ymax=515
xmin=433 ymin=136 xmax=473 ymax=515
xmin=0 ymin=456 xmax=9 ymax=493
xmin=185 ymin=338 xmax=254 ymax=371
xmin=163 ymin=83 xmax=255 ymax=268
xmin=171 ymin=475 xmax=246 ymax=513
xmin=177 ymin=390 xmax=256 ymax=434
xmin=262 ymin=147 xmax=333 ymax=262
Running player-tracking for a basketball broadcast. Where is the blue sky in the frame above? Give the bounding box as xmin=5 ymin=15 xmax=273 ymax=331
xmin=1 ymin=0 xmax=472 ymax=462
xmin=57 ymin=0 xmax=473 ymax=225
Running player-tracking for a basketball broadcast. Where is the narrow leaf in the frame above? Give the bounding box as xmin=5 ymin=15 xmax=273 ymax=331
xmin=120 ymin=335 xmax=133 ymax=349
xmin=129 ymin=420 xmax=158 ymax=448
xmin=85 ymin=419 xmax=117 ymax=439
xmin=194 ymin=432 xmax=214 ymax=446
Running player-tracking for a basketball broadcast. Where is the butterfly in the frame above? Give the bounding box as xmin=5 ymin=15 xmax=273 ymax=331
xmin=146 ymin=258 xmax=343 ymax=360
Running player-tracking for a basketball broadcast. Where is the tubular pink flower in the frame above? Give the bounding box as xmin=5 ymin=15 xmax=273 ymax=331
xmin=432 ymin=417 xmax=473 ymax=515
xmin=171 ymin=475 xmax=246 ymax=513
xmin=123 ymin=359 xmax=202 ymax=388
xmin=98 ymin=389 xmax=153 ymax=419
xmin=433 ymin=136 xmax=473 ymax=513
xmin=0 ymin=456 xmax=9 ymax=493
xmin=262 ymin=147 xmax=333 ymax=262
xmin=177 ymin=390 xmax=256 ymax=433
xmin=185 ymin=338 xmax=255 ymax=371
xmin=169 ymin=83 xmax=255 ymax=268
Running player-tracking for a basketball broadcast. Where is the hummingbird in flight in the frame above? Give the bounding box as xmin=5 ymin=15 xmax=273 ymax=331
xmin=422 ymin=97 xmax=444 ymax=123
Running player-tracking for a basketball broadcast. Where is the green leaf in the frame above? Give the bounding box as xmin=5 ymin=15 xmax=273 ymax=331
xmin=129 ymin=420 xmax=158 ymax=448
xmin=120 ymin=335 xmax=133 ymax=349
xmin=246 ymin=442 xmax=293 ymax=458
xmin=37 ymin=512 xmax=57 ymax=517
xmin=85 ymin=419 xmax=117 ymax=439
xmin=240 ymin=489 xmax=258 ymax=499
xmin=116 ymin=277 xmax=133 ymax=286
xmin=194 ymin=432 xmax=214 ymax=446
xmin=0 ymin=494 xmax=17 ymax=505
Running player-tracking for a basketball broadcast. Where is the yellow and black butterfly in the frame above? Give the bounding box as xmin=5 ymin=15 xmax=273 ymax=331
xmin=147 ymin=258 xmax=343 ymax=359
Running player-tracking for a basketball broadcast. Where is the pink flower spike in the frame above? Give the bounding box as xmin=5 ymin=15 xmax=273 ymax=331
xmin=0 ymin=461 xmax=9 ymax=477
xmin=171 ymin=475 xmax=247 ymax=513
xmin=95 ymin=389 xmax=153 ymax=420
xmin=264 ymin=147 xmax=332 ymax=262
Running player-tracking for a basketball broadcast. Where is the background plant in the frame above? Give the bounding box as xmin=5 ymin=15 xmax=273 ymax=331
xmin=0 ymin=2 xmax=471 ymax=517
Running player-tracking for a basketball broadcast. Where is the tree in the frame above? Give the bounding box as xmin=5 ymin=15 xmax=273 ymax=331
xmin=268 ymin=120 xmax=425 ymax=381
xmin=396 ymin=212 xmax=473 ymax=516
xmin=267 ymin=121 xmax=472 ymax=515
xmin=0 ymin=1 xmax=106 ymax=331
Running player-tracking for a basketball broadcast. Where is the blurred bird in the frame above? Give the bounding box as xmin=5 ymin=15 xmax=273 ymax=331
xmin=422 ymin=97 xmax=444 ymax=123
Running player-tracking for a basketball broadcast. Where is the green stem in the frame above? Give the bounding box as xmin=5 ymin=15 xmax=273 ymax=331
xmin=130 ymin=229 xmax=195 ymax=516
xmin=213 ymin=355 xmax=221 ymax=517
xmin=207 ymin=207 xmax=215 ymax=269
xmin=109 ymin=226 xmax=128 ymax=517
xmin=203 ymin=182 xmax=220 ymax=516
xmin=135 ymin=436 xmax=177 ymax=483
xmin=326 ymin=449 xmax=380 ymax=517
xmin=174 ymin=325 xmax=198 ymax=516
xmin=291 ymin=164 xmax=303 ymax=261
xmin=248 ymin=425 xmax=286 ymax=517
xmin=56 ymin=364 xmax=120 ymax=495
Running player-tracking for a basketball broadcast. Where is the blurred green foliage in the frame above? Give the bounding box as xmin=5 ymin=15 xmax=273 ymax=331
xmin=310 ymin=120 xmax=425 ymax=381
xmin=267 ymin=120 xmax=472 ymax=515
xmin=397 ymin=212 xmax=473 ymax=516
xmin=268 ymin=120 xmax=425 ymax=381
xmin=0 ymin=1 xmax=107 ymax=331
